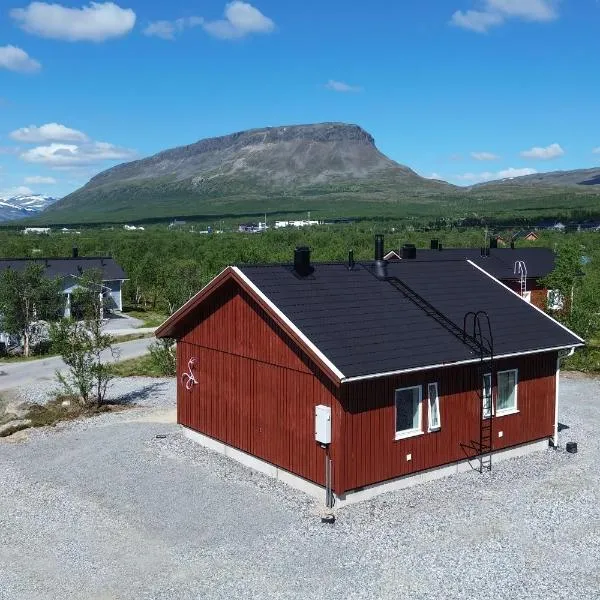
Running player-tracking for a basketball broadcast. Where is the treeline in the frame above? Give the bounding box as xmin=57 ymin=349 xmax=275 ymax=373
xmin=0 ymin=225 xmax=599 ymax=344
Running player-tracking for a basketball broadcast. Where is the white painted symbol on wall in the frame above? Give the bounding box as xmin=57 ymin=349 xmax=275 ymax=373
xmin=181 ymin=357 xmax=198 ymax=390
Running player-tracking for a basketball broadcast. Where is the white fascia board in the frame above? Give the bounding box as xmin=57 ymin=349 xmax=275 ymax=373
xmin=340 ymin=344 xmax=583 ymax=384
xmin=233 ymin=266 xmax=345 ymax=381
xmin=466 ymin=259 xmax=585 ymax=344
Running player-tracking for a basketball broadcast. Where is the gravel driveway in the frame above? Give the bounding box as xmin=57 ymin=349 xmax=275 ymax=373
xmin=0 ymin=374 xmax=599 ymax=600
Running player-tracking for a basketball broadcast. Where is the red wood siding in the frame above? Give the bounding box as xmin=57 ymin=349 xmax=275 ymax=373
xmin=177 ymin=281 xmax=343 ymax=490
xmin=338 ymin=353 xmax=557 ymax=493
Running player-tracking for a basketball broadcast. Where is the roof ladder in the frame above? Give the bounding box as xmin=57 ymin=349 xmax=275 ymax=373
xmin=514 ymin=260 xmax=528 ymax=298
xmin=462 ymin=311 xmax=495 ymax=473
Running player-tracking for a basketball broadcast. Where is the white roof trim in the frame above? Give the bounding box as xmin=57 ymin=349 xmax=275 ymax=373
xmin=341 ymin=344 xmax=584 ymax=383
xmin=233 ymin=267 xmax=346 ymax=381
xmin=384 ymin=250 xmax=401 ymax=260
xmin=466 ymin=259 xmax=585 ymax=344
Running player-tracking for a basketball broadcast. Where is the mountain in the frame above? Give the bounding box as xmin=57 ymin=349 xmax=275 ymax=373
xmin=475 ymin=167 xmax=600 ymax=189
xmin=0 ymin=194 xmax=59 ymax=222
xmin=39 ymin=123 xmax=454 ymax=224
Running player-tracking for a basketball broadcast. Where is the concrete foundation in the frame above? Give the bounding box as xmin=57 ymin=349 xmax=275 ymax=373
xmin=183 ymin=427 xmax=550 ymax=508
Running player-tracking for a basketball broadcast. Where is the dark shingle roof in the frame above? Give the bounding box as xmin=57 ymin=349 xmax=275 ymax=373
xmin=240 ymin=260 xmax=581 ymax=379
xmin=0 ymin=257 xmax=127 ymax=281
xmin=387 ymin=248 xmax=555 ymax=279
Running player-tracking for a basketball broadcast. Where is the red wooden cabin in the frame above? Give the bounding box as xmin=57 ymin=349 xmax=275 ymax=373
xmin=156 ymin=238 xmax=582 ymax=506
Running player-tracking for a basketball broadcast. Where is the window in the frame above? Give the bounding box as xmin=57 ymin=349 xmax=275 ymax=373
xmin=482 ymin=373 xmax=492 ymax=418
xmin=395 ymin=386 xmax=422 ymax=439
xmin=497 ymin=369 xmax=518 ymax=415
xmin=547 ymin=289 xmax=564 ymax=311
xmin=427 ymin=382 xmax=440 ymax=431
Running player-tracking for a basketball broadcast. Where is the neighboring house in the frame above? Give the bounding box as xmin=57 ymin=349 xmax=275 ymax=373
xmin=384 ymin=242 xmax=556 ymax=309
xmin=0 ymin=250 xmax=127 ymax=321
xmin=512 ymin=230 xmax=539 ymax=242
xmin=23 ymin=227 xmax=50 ymax=235
xmin=156 ymin=238 xmax=582 ymax=506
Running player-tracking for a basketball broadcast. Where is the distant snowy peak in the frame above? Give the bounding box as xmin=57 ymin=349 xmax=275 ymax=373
xmin=0 ymin=194 xmax=60 ymax=222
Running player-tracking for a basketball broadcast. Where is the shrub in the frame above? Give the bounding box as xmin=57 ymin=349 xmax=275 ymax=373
xmin=148 ymin=338 xmax=176 ymax=376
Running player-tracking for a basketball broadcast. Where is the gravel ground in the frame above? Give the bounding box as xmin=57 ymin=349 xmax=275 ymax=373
xmin=0 ymin=374 xmax=599 ymax=600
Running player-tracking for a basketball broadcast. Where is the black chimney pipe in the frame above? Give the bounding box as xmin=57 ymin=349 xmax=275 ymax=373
xmin=348 ymin=250 xmax=355 ymax=270
xmin=490 ymin=237 xmax=498 ymax=249
xmin=374 ymin=235 xmax=388 ymax=279
xmin=430 ymin=239 xmax=439 ymax=250
xmin=438 ymin=242 xmax=443 ymax=251
xmin=72 ymin=246 xmax=78 ymax=259
xmin=510 ymin=241 xmax=515 ymax=250
xmin=294 ymin=246 xmax=313 ymax=277
xmin=374 ymin=234 xmax=384 ymax=261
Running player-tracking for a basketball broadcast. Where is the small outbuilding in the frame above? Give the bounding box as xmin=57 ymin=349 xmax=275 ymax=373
xmin=156 ymin=238 xmax=583 ymax=506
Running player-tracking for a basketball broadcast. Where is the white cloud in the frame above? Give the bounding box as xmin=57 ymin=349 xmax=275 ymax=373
xmin=451 ymin=0 xmax=558 ymax=33
xmin=10 ymin=2 xmax=136 ymax=42
xmin=471 ymin=151 xmax=500 ymax=161
xmin=20 ymin=141 xmax=136 ymax=168
xmin=520 ymin=142 xmax=564 ymax=160
xmin=593 ymin=147 xmax=600 ymax=154
xmin=1 ymin=185 xmax=34 ymax=197
xmin=0 ymin=45 xmax=41 ymax=73
xmin=143 ymin=16 xmax=204 ymax=40
xmin=325 ymin=80 xmax=363 ymax=93
xmin=425 ymin=173 xmax=443 ymax=180
xmin=202 ymin=1 xmax=275 ymax=39
xmin=24 ymin=175 xmax=57 ymax=184
xmin=10 ymin=123 xmax=89 ymax=143
xmin=450 ymin=10 xmax=504 ymax=32
xmin=456 ymin=167 xmax=538 ymax=183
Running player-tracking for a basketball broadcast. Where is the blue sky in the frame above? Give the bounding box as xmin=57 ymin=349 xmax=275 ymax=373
xmin=0 ymin=0 xmax=599 ymax=198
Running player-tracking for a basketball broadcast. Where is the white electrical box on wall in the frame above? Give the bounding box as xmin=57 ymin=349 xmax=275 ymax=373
xmin=315 ymin=405 xmax=332 ymax=444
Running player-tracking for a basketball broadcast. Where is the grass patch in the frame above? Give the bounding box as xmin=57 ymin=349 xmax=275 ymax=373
xmin=109 ymin=354 xmax=167 ymax=377
xmin=112 ymin=331 xmax=156 ymax=343
xmin=0 ymin=396 xmax=126 ymax=438
xmin=563 ymin=346 xmax=600 ymax=373
xmin=123 ymin=310 xmax=167 ymax=328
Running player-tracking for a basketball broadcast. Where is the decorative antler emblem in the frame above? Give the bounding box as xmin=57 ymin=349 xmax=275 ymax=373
xmin=181 ymin=357 xmax=198 ymax=390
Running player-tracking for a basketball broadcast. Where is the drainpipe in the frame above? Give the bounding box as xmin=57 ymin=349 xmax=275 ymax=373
xmin=553 ymin=348 xmax=575 ymax=448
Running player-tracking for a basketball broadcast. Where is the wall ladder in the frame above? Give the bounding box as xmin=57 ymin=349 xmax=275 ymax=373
xmin=463 ymin=311 xmax=495 ymax=472
xmin=514 ymin=260 xmax=528 ymax=298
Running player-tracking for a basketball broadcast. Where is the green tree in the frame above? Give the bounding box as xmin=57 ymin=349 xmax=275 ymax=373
xmin=0 ymin=264 xmax=62 ymax=357
xmin=50 ymin=270 xmax=117 ymax=406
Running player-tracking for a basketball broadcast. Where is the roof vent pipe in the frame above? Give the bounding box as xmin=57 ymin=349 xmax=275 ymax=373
xmin=374 ymin=234 xmax=384 ymax=262
xmin=72 ymin=246 xmax=78 ymax=259
xmin=438 ymin=243 xmax=443 ymax=251
xmin=430 ymin=239 xmax=439 ymax=250
xmin=294 ymin=246 xmax=313 ymax=277
xmin=400 ymin=244 xmax=417 ymax=260
xmin=510 ymin=241 xmax=515 ymax=250
xmin=373 ymin=235 xmax=388 ymax=279
xmin=348 ymin=250 xmax=355 ymax=270
xmin=490 ymin=237 xmax=498 ymax=249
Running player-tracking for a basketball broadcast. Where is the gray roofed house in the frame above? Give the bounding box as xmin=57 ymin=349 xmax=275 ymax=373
xmin=0 ymin=251 xmax=128 ymax=347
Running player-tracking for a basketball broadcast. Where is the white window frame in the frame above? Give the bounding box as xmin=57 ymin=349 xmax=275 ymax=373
xmin=394 ymin=385 xmax=423 ymax=440
xmin=496 ymin=368 xmax=519 ymax=416
xmin=427 ymin=382 xmax=441 ymax=432
xmin=482 ymin=373 xmax=493 ymax=418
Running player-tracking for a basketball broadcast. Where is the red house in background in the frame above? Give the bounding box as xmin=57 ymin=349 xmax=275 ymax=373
xmin=384 ymin=240 xmax=556 ymax=309
xmin=156 ymin=237 xmax=582 ymax=506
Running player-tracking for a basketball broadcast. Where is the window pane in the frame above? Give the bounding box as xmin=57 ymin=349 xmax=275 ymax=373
xmin=482 ymin=374 xmax=492 ymax=417
xmin=428 ymin=383 xmax=440 ymax=429
xmin=395 ymin=388 xmax=420 ymax=432
xmin=498 ymin=371 xmax=517 ymax=412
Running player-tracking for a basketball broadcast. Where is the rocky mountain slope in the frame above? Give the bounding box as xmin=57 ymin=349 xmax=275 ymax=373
xmin=40 ymin=123 xmax=454 ymax=223
xmin=476 ymin=167 xmax=600 ymax=189
xmin=0 ymin=194 xmax=58 ymax=222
